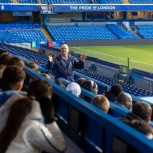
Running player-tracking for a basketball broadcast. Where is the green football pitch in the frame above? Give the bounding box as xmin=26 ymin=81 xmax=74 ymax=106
xmin=70 ymin=45 xmax=153 ymax=73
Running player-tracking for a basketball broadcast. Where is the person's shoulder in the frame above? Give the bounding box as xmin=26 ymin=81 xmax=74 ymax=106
xmin=0 ymin=91 xmax=27 ymax=107
xmin=55 ymin=55 xmax=62 ymax=61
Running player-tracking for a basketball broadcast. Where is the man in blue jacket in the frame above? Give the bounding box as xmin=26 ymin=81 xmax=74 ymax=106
xmin=46 ymin=44 xmax=87 ymax=81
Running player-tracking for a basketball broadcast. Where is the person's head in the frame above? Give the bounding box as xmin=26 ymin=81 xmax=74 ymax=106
xmin=7 ymin=56 xmax=25 ymax=69
xmin=2 ymin=66 xmax=26 ymax=90
xmin=26 ymin=61 xmax=39 ymax=72
xmin=60 ymin=44 xmax=69 ymax=58
xmin=0 ymin=54 xmax=12 ymax=66
xmin=27 ymin=79 xmax=53 ymax=101
xmin=0 ymin=49 xmax=8 ymax=57
xmin=77 ymin=78 xmax=86 ymax=88
xmin=111 ymin=84 xmax=123 ymax=97
xmin=41 ymin=73 xmax=51 ymax=80
xmin=132 ymin=102 xmax=152 ymax=124
xmin=55 ymin=79 xmax=66 ymax=88
xmin=0 ymin=97 xmax=32 ymax=153
xmin=92 ymin=95 xmax=110 ymax=113
xmin=127 ymin=119 xmax=153 ymax=139
xmin=66 ymin=82 xmax=81 ymax=97
xmin=84 ymin=79 xmax=98 ymax=94
xmin=117 ymin=92 xmax=132 ymax=110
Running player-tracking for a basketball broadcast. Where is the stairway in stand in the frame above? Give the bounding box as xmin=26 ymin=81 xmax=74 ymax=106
xmin=41 ymin=27 xmax=52 ymax=41
xmin=123 ymin=0 xmax=129 ymax=3
xmin=13 ymin=0 xmax=18 ymax=3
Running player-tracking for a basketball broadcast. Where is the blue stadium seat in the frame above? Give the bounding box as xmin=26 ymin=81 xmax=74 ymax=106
xmin=106 ymin=24 xmax=138 ymax=39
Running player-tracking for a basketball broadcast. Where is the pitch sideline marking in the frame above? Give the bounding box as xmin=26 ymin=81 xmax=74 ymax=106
xmin=71 ymin=47 xmax=153 ymax=66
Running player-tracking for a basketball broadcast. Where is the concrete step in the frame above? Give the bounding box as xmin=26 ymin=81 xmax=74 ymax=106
xmin=41 ymin=27 xmax=52 ymax=41
xmin=13 ymin=0 xmax=18 ymax=3
xmin=123 ymin=0 xmax=129 ymax=3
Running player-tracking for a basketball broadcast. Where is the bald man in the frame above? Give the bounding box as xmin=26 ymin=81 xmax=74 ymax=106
xmin=117 ymin=92 xmax=132 ymax=110
xmin=46 ymin=44 xmax=87 ymax=81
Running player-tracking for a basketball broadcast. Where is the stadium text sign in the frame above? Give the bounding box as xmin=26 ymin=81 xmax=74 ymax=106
xmin=53 ymin=4 xmax=153 ymax=12
xmin=69 ymin=5 xmax=115 ymax=11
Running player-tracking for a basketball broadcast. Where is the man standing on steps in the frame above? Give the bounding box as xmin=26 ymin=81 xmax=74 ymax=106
xmin=46 ymin=44 xmax=87 ymax=81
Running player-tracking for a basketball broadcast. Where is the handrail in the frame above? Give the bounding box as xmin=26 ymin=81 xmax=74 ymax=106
xmin=25 ymin=66 xmax=153 ymax=153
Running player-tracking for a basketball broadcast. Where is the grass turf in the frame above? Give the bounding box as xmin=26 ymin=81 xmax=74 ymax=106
xmin=70 ymin=45 xmax=153 ymax=73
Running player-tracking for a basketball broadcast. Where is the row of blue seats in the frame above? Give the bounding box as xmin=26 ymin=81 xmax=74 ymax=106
xmin=1 ymin=0 xmax=151 ymax=3
xmin=106 ymin=24 xmax=138 ymax=39
xmin=0 ymin=29 xmax=47 ymax=43
xmin=40 ymin=0 xmax=150 ymax=4
xmin=0 ymin=0 xmax=12 ymax=3
xmin=130 ymin=0 xmax=153 ymax=3
xmin=0 ymin=43 xmax=48 ymax=64
xmin=46 ymin=25 xmax=117 ymax=41
xmin=17 ymin=0 xmax=38 ymax=3
xmin=42 ymin=0 xmax=114 ymax=4
xmin=41 ymin=0 xmax=153 ymax=4
xmin=0 ymin=0 xmax=13 ymax=3
xmin=76 ymin=69 xmax=153 ymax=97
xmin=105 ymin=0 xmax=123 ymax=3
xmin=137 ymin=25 xmax=153 ymax=39
xmin=0 ymin=24 xmax=40 ymax=30
xmin=42 ymin=0 xmax=90 ymax=4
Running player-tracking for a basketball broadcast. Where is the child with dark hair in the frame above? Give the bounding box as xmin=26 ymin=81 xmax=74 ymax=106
xmin=7 ymin=56 xmax=25 ymax=69
xmin=0 ymin=54 xmax=12 ymax=66
xmin=27 ymin=79 xmax=55 ymax=124
xmin=0 ymin=95 xmax=66 ymax=153
xmin=104 ymin=84 xmax=123 ymax=102
xmin=120 ymin=102 xmax=152 ymax=125
xmin=0 ymin=54 xmax=12 ymax=78
xmin=127 ymin=119 xmax=153 ymax=139
xmin=2 ymin=66 xmax=26 ymax=91
xmin=0 ymin=49 xmax=8 ymax=57
xmin=41 ymin=73 xmax=51 ymax=80
xmin=55 ymin=79 xmax=66 ymax=88
xmin=0 ymin=97 xmax=32 ymax=153
xmin=77 ymin=78 xmax=86 ymax=88
xmin=83 ymin=79 xmax=98 ymax=94
xmin=132 ymin=102 xmax=152 ymax=124
xmin=26 ymin=61 xmax=39 ymax=72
